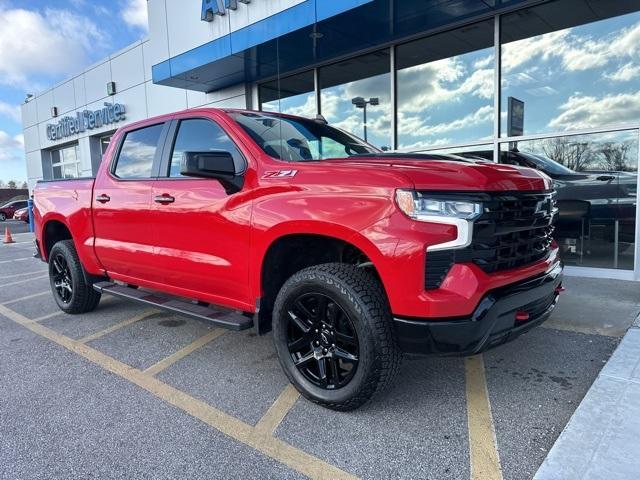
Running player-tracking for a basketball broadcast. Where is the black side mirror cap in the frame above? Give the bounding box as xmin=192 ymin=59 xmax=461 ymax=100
xmin=180 ymin=151 xmax=244 ymax=194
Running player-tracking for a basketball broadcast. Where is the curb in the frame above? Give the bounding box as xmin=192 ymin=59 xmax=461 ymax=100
xmin=534 ymin=311 xmax=640 ymax=480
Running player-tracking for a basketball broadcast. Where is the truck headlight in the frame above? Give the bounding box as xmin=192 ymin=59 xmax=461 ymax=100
xmin=395 ymin=190 xmax=482 ymax=220
xmin=395 ymin=190 xmax=483 ymax=251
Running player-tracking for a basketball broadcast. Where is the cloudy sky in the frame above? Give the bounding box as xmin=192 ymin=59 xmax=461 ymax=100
xmin=0 ymin=0 xmax=148 ymax=184
xmin=264 ymin=9 xmax=640 ymax=152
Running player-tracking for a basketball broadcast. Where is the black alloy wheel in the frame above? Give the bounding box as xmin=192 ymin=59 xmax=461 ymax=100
xmin=286 ymin=292 xmax=359 ymax=390
xmin=51 ymin=253 xmax=73 ymax=304
xmin=48 ymin=240 xmax=101 ymax=314
xmin=273 ymin=263 xmax=401 ymax=410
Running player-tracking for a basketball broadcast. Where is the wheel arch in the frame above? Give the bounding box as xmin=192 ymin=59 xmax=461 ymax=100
xmin=254 ymin=224 xmax=389 ymax=334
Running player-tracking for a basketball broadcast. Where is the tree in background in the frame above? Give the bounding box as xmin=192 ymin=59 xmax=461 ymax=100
xmin=21 ymin=181 xmax=27 ymax=189
xmin=598 ymin=141 xmax=633 ymax=172
xmin=7 ymin=180 xmax=17 ymax=189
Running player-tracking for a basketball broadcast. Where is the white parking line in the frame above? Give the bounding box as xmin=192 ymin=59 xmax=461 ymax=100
xmin=0 ymin=257 xmax=32 ymax=264
xmin=3 ymin=290 xmax=51 ymax=305
xmin=0 ymin=274 xmax=48 ymax=288
xmin=0 ymin=270 xmax=47 ymax=280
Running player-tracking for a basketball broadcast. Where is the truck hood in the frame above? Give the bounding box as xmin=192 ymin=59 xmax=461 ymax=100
xmin=321 ymin=154 xmax=552 ymax=192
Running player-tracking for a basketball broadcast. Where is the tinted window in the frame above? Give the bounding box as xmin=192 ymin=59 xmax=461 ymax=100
xmin=501 ymin=1 xmax=640 ymax=136
xmin=114 ymin=124 xmax=164 ymax=179
xmin=396 ymin=20 xmax=494 ymax=149
xmin=260 ymin=71 xmax=316 ymax=117
xmin=169 ymin=119 xmax=243 ymax=177
xmin=230 ymin=112 xmax=378 ymax=161
xmin=319 ymin=50 xmax=392 ymax=150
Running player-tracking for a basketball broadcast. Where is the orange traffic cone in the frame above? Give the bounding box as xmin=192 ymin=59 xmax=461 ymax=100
xmin=3 ymin=227 xmax=15 ymax=244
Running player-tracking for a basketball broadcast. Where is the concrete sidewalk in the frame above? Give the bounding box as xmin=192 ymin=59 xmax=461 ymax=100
xmin=535 ymin=313 xmax=640 ymax=480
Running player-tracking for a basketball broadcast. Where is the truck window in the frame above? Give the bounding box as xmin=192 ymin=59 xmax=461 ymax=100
xmin=168 ymin=118 xmax=243 ymax=177
xmin=114 ymin=123 xmax=164 ymax=179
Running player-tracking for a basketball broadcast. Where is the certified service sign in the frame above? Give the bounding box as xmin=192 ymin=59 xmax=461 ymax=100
xmin=46 ymin=103 xmax=126 ymax=141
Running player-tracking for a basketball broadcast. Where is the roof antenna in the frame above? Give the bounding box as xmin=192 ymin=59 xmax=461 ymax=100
xmin=314 ymin=114 xmax=327 ymax=124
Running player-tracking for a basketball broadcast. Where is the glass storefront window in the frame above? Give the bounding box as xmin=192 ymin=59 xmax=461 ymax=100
xmin=501 ymin=1 xmax=640 ymax=137
xmin=397 ymin=20 xmax=494 ymax=150
xmin=319 ymin=50 xmax=391 ymax=150
xmin=499 ymin=130 xmax=638 ymax=270
xmin=50 ymin=144 xmax=80 ymax=179
xmin=259 ymin=71 xmax=316 ymax=117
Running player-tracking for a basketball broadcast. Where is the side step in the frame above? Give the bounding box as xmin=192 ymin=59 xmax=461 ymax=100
xmin=93 ymin=282 xmax=253 ymax=331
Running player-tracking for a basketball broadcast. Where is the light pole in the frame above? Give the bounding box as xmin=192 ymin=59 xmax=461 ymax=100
xmin=351 ymin=96 xmax=379 ymax=142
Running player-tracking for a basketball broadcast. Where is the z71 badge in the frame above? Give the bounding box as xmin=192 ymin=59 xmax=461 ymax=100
xmin=262 ymin=170 xmax=298 ymax=179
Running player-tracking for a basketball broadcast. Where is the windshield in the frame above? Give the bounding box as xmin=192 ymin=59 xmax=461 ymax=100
xmin=526 ymin=153 xmax=575 ymax=175
xmin=229 ymin=112 xmax=379 ymax=161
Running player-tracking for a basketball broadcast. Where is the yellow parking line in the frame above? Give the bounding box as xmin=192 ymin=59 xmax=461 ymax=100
xmin=77 ymin=309 xmax=157 ymax=344
xmin=0 ymin=303 xmax=357 ymax=480
xmin=143 ymin=329 xmax=226 ymax=376
xmin=254 ymin=384 xmax=301 ymax=435
xmin=0 ymin=274 xmax=48 ymax=288
xmin=465 ymin=355 xmax=503 ymax=480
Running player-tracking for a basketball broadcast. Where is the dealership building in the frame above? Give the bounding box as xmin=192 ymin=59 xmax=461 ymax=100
xmin=20 ymin=0 xmax=640 ymax=281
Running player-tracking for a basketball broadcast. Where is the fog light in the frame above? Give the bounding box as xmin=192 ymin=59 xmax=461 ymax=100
xmin=515 ymin=311 xmax=530 ymax=322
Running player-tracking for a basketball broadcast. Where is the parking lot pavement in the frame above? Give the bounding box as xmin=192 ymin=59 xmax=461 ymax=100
xmin=0 ymin=236 xmax=634 ymax=480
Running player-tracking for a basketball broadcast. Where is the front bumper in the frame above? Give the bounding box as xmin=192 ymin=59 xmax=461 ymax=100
xmin=393 ymin=262 xmax=563 ymax=356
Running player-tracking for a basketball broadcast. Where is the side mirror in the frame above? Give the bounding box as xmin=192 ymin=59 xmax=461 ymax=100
xmin=180 ymin=151 xmax=244 ymax=194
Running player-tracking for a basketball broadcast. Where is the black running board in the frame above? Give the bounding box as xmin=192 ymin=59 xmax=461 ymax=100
xmin=93 ymin=282 xmax=253 ymax=331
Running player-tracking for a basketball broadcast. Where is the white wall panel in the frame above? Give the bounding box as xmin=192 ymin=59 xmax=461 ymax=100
xmin=23 ymin=125 xmax=40 ymax=154
xmin=114 ymin=83 xmax=148 ymax=124
xmin=73 ymin=75 xmax=86 ymax=108
xmin=111 ymin=45 xmax=145 ymax=92
xmin=53 ymin=81 xmax=75 ymax=116
xmin=84 ymin=62 xmax=111 ymax=104
xmin=21 ymin=99 xmax=38 ymax=128
xmin=146 ymin=82 xmax=187 ymax=117
xmin=25 ymin=151 xmax=43 ymax=180
xmin=36 ymin=90 xmax=54 ymax=125
xmin=147 ymin=0 xmax=170 ymax=69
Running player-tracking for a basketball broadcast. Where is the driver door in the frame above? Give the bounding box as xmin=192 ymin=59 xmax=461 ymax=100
xmin=149 ymin=114 xmax=252 ymax=308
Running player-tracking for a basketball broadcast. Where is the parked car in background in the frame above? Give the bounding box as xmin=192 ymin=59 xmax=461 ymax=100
xmin=0 ymin=199 xmax=28 ymax=221
xmin=460 ymin=150 xmax=637 ymax=243
xmin=33 ymin=108 xmax=563 ymax=410
xmin=13 ymin=207 xmax=29 ymax=223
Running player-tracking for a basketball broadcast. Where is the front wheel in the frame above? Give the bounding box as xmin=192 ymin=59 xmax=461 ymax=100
xmin=273 ymin=263 xmax=401 ymax=411
xmin=0 ymin=213 xmax=6 ymax=221
xmin=49 ymin=240 xmax=101 ymax=314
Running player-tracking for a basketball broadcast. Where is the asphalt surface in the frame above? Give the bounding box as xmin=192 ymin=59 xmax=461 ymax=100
xmin=0 ymin=232 xmax=634 ymax=480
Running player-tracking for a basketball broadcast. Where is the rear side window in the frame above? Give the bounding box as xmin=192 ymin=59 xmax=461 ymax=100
xmin=114 ymin=124 xmax=164 ymax=179
xmin=168 ymin=119 xmax=244 ymax=177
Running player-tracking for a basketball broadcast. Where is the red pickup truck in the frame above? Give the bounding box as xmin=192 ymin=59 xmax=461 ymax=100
xmin=34 ymin=108 xmax=563 ymax=410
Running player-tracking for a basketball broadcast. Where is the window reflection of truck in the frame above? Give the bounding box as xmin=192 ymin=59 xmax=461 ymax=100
xmin=461 ymin=150 xmax=636 ymax=248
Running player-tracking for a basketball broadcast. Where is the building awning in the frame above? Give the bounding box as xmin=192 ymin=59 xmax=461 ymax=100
xmin=152 ymin=0 xmax=521 ymax=93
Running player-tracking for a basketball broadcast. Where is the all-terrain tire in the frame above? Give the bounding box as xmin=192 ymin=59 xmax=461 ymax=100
xmin=273 ymin=263 xmax=401 ymax=411
xmin=48 ymin=240 xmax=101 ymax=314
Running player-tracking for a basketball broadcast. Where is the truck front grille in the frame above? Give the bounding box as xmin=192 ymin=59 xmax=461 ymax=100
xmin=425 ymin=191 xmax=557 ymax=290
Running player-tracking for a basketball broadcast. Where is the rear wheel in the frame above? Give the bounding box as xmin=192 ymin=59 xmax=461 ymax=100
xmin=273 ymin=263 xmax=401 ymax=410
xmin=49 ymin=240 xmax=101 ymax=314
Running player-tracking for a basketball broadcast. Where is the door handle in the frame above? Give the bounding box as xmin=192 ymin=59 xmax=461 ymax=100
xmin=95 ymin=194 xmax=110 ymax=203
xmin=596 ymin=175 xmax=615 ymax=181
xmin=154 ymin=194 xmax=175 ymax=204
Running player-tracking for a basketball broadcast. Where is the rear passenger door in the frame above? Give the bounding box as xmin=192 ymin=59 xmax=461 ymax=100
xmin=93 ymin=121 xmax=170 ymax=283
xmin=149 ymin=114 xmax=252 ymax=309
